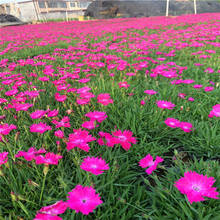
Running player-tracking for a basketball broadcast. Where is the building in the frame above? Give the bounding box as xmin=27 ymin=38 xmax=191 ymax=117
xmin=0 ymin=0 xmax=93 ymax=22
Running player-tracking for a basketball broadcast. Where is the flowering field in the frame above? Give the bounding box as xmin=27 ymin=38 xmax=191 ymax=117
xmin=0 ymin=13 xmax=220 ymax=219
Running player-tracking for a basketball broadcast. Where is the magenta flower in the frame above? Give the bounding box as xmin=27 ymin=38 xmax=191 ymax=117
xmin=24 ymin=90 xmax=40 ymax=98
xmin=51 ymin=116 xmax=71 ymax=128
xmin=78 ymin=78 xmax=90 ymax=83
xmin=208 ymin=104 xmax=220 ymax=118
xmin=34 ymin=213 xmax=62 ymax=220
xmin=30 ymin=122 xmax=52 ymax=134
xmin=164 ymin=118 xmax=180 ymax=128
xmin=38 ymin=77 xmax=50 ymax=82
xmin=144 ymin=90 xmax=157 ymax=95
xmin=204 ymin=67 xmax=214 ymax=74
xmin=97 ymin=93 xmax=113 ymax=106
xmin=0 ymin=123 xmax=17 ymax=135
xmin=47 ymin=109 xmax=59 ymax=117
xmin=156 ymin=100 xmax=176 ymax=109
xmin=118 ymin=81 xmax=130 ymax=88
xmin=188 ymin=97 xmax=194 ymax=102
xmin=0 ymin=152 xmax=8 ymax=166
xmin=77 ymin=86 xmax=91 ymax=94
xmin=66 ymin=185 xmax=103 ymax=215
xmin=112 ymin=130 xmax=137 ymax=151
xmin=140 ymin=100 xmax=145 ymax=105
xmin=174 ymin=171 xmax=219 ymax=204
xmin=76 ymin=98 xmax=91 ymax=105
xmin=79 ymin=92 xmax=95 ymax=99
xmin=139 ymin=154 xmax=163 ymax=174
xmin=35 ymin=152 xmax=62 ymax=165
xmin=30 ymin=110 xmax=47 ymax=119
xmin=14 ymin=103 xmax=33 ymax=111
xmin=182 ymin=79 xmax=195 ymax=84
xmin=204 ymin=86 xmax=214 ymax=92
xmin=5 ymin=89 xmax=18 ymax=96
xmin=66 ymin=129 xmax=96 ymax=152
xmin=0 ymin=98 xmax=8 ymax=104
xmin=55 ymin=93 xmax=67 ymax=102
xmin=81 ymin=121 xmax=97 ymax=130
xmin=15 ymin=147 xmax=46 ymax=161
xmin=54 ymin=130 xmax=64 ymax=139
xmin=97 ymin=131 xmax=118 ymax=147
xmin=193 ymin=84 xmax=203 ymax=89
xmin=37 ymin=200 xmax=67 ymax=216
xmin=178 ymin=93 xmax=186 ymax=99
xmin=179 ymin=122 xmax=193 ymax=132
xmin=80 ymin=157 xmax=109 ymax=175
xmin=85 ymin=111 xmax=107 ymax=123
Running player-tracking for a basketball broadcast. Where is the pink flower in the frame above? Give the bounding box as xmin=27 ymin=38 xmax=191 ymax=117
xmin=178 ymin=93 xmax=186 ymax=99
xmin=144 ymin=90 xmax=157 ymax=95
xmin=98 ymin=132 xmax=118 ymax=147
xmin=81 ymin=121 xmax=97 ymax=130
xmin=194 ymin=63 xmax=203 ymax=66
xmin=30 ymin=110 xmax=47 ymax=119
xmin=5 ymin=89 xmax=18 ymax=96
xmin=37 ymin=200 xmax=67 ymax=216
xmin=30 ymin=122 xmax=52 ymax=134
xmin=209 ymin=81 xmax=215 ymax=85
xmin=112 ymin=130 xmax=137 ymax=151
xmin=80 ymin=92 xmax=95 ymax=99
xmin=24 ymin=90 xmax=40 ymax=98
xmin=52 ymin=116 xmax=71 ymax=128
xmin=204 ymin=86 xmax=214 ymax=92
xmin=55 ymin=93 xmax=67 ymax=102
xmin=0 ymin=123 xmax=17 ymax=135
xmin=38 ymin=77 xmax=50 ymax=82
xmin=0 ymin=152 xmax=8 ymax=166
xmin=15 ymin=147 xmax=46 ymax=161
xmin=204 ymin=67 xmax=214 ymax=74
xmin=0 ymin=98 xmax=8 ymax=104
xmin=139 ymin=154 xmax=163 ymax=174
xmin=156 ymin=100 xmax=176 ymax=110
xmin=126 ymin=72 xmax=136 ymax=76
xmin=193 ymin=84 xmax=203 ymax=89
xmin=85 ymin=111 xmax=107 ymax=123
xmin=66 ymin=129 xmax=96 ymax=152
xmin=179 ymin=122 xmax=193 ymax=132
xmin=14 ymin=103 xmax=33 ymax=111
xmin=188 ymin=97 xmax=194 ymax=102
xmin=80 ymin=156 xmax=109 ymax=175
xmin=34 ymin=213 xmax=62 ymax=220
xmin=76 ymin=98 xmax=90 ymax=105
xmin=174 ymin=171 xmax=219 ymax=204
xmin=54 ymin=130 xmax=64 ymax=139
xmin=97 ymin=93 xmax=113 ymax=106
xmin=77 ymin=86 xmax=91 ymax=94
xmin=208 ymin=104 xmax=220 ymax=118
xmin=182 ymin=79 xmax=195 ymax=84
xmin=140 ymin=100 xmax=145 ymax=105
xmin=164 ymin=118 xmax=180 ymax=128
xmin=78 ymin=78 xmax=90 ymax=83
xmin=35 ymin=152 xmax=62 ymax=165
xmin=47 ymin=109 xmax=59 ymax=117
xmin=118 ymin=81 xmax=130 ymax=88
xmin=66 ymin=185 xmax=103 ymax=215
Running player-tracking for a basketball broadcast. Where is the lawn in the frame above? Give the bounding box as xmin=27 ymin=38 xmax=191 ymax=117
xmin=0 ymin=13 xmax=220 ymax=220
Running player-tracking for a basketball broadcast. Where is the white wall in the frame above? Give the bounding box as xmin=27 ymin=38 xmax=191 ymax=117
xmin=18 ymin=1 xmax=38 ymax=22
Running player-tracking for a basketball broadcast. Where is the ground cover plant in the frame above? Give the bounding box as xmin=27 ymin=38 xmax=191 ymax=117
xmin=0 ymin=13 xmax=220 ymax=219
